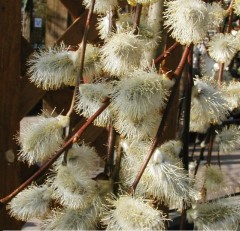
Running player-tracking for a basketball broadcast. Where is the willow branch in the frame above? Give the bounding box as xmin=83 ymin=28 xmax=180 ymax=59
xmin=130 ymin=45 xmax=192 ymax=193
xmin=67 ymin=0 xmax=96 ymax=116
xmin=154 ymin=42 xmax=180 ymax=65
xmin=180 ymin=47 xmax=193 ymax=170
xmin=0 ymin=98 xmax=110 ymax=205
xmin=133 ymin=3 xmax=142 ymax=33
xmin=104 ymin=125 xmax=116 ymax=176
xmin=194 ymin=131 xmax=211 ymax=176
xmin=206 ymin=126 xmax=215 ymax=166
xmin=226 ymin=0 xmax=234 ymax=33
xmin=218 ymin=62 xmax=224 ymax=86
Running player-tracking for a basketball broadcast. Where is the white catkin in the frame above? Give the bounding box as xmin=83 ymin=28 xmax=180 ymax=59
xmin=28 ymin=44 xmax=79 ymax=90
xmin=215 ymin=125 xmax=240 ymax=154
xmin=42 ymin=206 xmax=99 ymax=230
xmin=221 ymin=81 xmax=240 ymax=111
xmin=190 ymin=77 xmax=229 ymax=131
xmin=204 ymin=165 xmax=225 ymax=192
xmin=111 ymin=68 xmax=174 ymax=120
xmin=208 ymin=33 xmax=239 ymax=64
xmin=164 ymin=0 xmax=209 ymax=45
xmin=100 ymin=28 xmax=144 ymax=77
xmin=75 ymin=82 xmax=112 ymax=127
xmin=206 ymin=2 xmax=226 ymax=29
xmin=102 ymin=195 xmax=168 ymax=230
xmin=120 ymin=140 xmax=199 ymax=209
xmin=187 ymin=197 xmax=240 ymax=230
xmin=51 ymin=164 xmax=99 ymax=210
xmin=8 ymin=184 xmax=52 ymax=221
xmin=18 ymin=115 xmax=69 ymax=165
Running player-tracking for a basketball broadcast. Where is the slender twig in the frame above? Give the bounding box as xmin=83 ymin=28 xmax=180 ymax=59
xmin=218 ymin=63 xmax=224 ymax=86
xmin=104 ymin=125 xmax=116 ymax=176
xmin=179 ymin=47 xmax=193 ymax=230
xmin=226 ymin=0 xmax=234 ymax=33
xmin=112 ymin=136 xmax=123 ymax=195
xmin=66 ymin=0 xmax=96 ymax=116
xmin=227 ymin=0 xmax=235 ymax=13
xmin=206 ymin=126 xmax=215 ymax=166
xmin=133 ymin=3 xmax=142 ymax=34
xmin=218 ymin=0 xmax=234 ymax=86
xmin=0 ymin=98 xmax=110 ymax=205
xmin=108 ymin=9 xmax=113 ymax=35
xmin=130 ymin=45 xmax=191 ymax=193
xmin=62 ymin=125 xmax=70 ymax=165
xmin=194 ymin=130 xmax=211 ymax=176
xmin=180 ymin=46 xmax=193 ymax=170
xmin=154 ymin=42 xmax=180 ymax=65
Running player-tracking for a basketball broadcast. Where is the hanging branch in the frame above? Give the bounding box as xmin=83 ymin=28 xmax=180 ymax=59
xmin=178 ymin=46 xmax=194 ymax=231
xmin=104 ymin=125 xmax=116 ymax=176
xmin=112 ymin=137 xmax=123 ymax=194
xmin=218 ymin=0 xmax=234 ymax=86
xmin=226 ymin=0 xmax=234 ymax=33
xmin=130 ymin=45 xmax=192 ymax=193
xmin=218 ymin=63 xmax=224 ymax=86
xmin=0 ymin=98 xmax=110 ymax=206
xmin=133 ymin=3 xmax=142 ymax=33
xmin=194 ymin=129 xmax=211 ymax=176
xmin=67 ymin=0 xmax=96 ymax=116
xmin=180 ymin=46 xmax=193 ymax=170
xmin=201 ymin=128 xmax=217 ymax=203
xmin=154 ymin=42 xmax=180 ymax=65
xmin=206 ymin=126 xmax=215 ymax=166
xmin=62 ymin=0 xmax=96 ymax=164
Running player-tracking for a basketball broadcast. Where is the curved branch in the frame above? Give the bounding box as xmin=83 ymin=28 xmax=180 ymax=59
xmin=0 ymin=98 xmax=110 ymax=205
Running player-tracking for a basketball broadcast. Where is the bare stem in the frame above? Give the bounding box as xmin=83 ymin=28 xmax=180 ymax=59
xmin=133 ymin=3 xmax=142 ymax=34
xmin=130 ymin=45 xmax=191 ymax=193
xmin=180 ymin=46 xmax=193 ymax=170
xmin=206 ymin=126 xmax=215 ymax=166
xmin=226 ymin=0 xmax=234 ymax=33
xmin=112 ymin=136 xmax=123 ymax=194
xmin=218 ymin=63 xmax=224 ymax=86
xmin=104 ymin=125 xmax=116 ymax=176
xmin=194 ymin=131 xmax=211 ymax=176
xmin=66 ymin=0 xmax=96 ymax=116
xmin=227 ymin=0 xmax=235 ymax=13
xmin=0 ymin=98 xmax=110 ymax=205
xmin=154 ymin=42 xmax=180 ymax=65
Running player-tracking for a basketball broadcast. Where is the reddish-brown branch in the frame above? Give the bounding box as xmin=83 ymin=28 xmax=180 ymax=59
xmin=133 ymin=3 xmax=142 ymax=34
xmin=206 ymin=126 xmax=215 ymax=166
xmin=104 ymin=125 xmax=116 ymax=176
xmin=217 ymin=0 xmax=234 ymax=86
xmin=67 ymin=0 xmax=96 ymax=116
xmin=154 ymin=42 xmax=180 ymax=65
xmin=77 ymin=0 xmax=96 ymax=85
xmin=226 ymin=1 xmax=234 ymax=33
xmin=180 ymin=46 xmax=193 ymax=170
xmin=218 ymin=63 xmax=224 ymax=86
xmin=0 ymin=98 xmax=110 ymax=205
xmin=130 ymin=45 xmax=192 ymax=193
xmin=179 ymin=49 xmax=193 ymax=229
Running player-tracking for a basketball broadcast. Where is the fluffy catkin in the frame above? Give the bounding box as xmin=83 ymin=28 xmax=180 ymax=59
xmin=8 ymin=184 xmax=52 ymax=221
xmin=18 ymin=115 xmax=69 ymax=165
